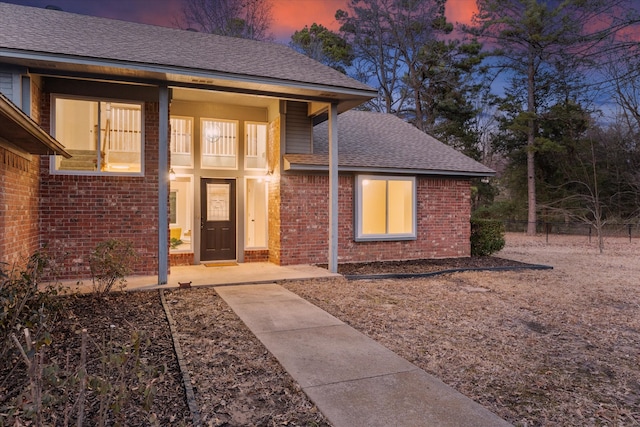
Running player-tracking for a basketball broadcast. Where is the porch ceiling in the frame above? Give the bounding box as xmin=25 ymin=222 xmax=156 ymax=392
xmin=171 ymin=87 xmax=275 ymax=108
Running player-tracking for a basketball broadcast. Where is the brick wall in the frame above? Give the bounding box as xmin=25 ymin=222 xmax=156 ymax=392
xmin=0 ymin=147 xmax=40 ymax=270
xmin=244 ymin=249 xmax=269 ymax=262
xmin=170 ymin=252 xmax=194 ymax=267
xmin=277 ymin=174 xmax=471 ymax=265
xmin=39 ymin=99 xmax=163 ymax=279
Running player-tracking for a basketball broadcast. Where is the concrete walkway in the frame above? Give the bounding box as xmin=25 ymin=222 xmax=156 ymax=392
xmin=215 ymin=283 xmax=512 ymax=427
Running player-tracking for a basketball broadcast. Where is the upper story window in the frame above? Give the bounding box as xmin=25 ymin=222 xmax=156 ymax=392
xmin=355 ymin=175 xmax=417 ymax=241
xmin=245 ymin=122 xmax=268 ymax=171
xmin=170 ymin=116 xmax=193 ymax=168
xmin=201 ymin=118 xmax=237 ymax=169
xmin=51 ymin=96 xmax=143 ymax=175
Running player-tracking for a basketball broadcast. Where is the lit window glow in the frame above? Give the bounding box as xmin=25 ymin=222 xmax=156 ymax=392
xmin=355 ymin=175 xmax=416 ymax=241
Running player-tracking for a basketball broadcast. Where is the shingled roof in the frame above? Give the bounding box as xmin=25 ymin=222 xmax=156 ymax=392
xmin=0 ymin=3 xmax=375 ymax=100
xmin=284 ymin=111 xmax=495 ymax=177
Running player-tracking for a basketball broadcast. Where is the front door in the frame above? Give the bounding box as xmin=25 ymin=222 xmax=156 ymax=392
xmin=200 ymin=178 xmax=236 ymax=261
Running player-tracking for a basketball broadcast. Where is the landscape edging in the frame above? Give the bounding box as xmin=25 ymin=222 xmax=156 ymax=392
xmin=159 ymin=289 xmax=202 ymax=427
xmin=344 ymin=264 xmax=553 ymax=281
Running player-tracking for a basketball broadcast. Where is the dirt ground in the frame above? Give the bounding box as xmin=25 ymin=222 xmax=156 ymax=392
xmin=4 ymin=233 xmax=638 ymax=426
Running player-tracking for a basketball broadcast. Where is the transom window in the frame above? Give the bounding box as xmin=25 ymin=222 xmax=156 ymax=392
xmin=170 ymin=116 xmax=193 ymax=167
xmin=245 ymin=122 xmax=268 ymax=170
xmin=201 ymin=118 xmax=237 ymax=169
xmin=355 ymin=175 xmax=416 ymax=241
xmin=52 ymin=96 xmax=143 ymax=175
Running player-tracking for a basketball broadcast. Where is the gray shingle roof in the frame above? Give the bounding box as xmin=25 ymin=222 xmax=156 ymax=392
xmin=0 ymin=2 xmax=373 ymax=94
xmin=285 ymin=111 xmax=495 ymax=176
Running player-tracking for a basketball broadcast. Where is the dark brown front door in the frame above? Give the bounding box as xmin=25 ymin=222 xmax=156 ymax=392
xmin=200 ymin=178 xmax=236 ymax=261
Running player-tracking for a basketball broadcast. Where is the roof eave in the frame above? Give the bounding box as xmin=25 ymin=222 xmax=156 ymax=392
xmin=0 ymin=49 xmax=378 ymax=107
xmin=0 ymin=93 xmax=70 ymax=157
xmin=284 ymin=159 xmax=496 ymax=177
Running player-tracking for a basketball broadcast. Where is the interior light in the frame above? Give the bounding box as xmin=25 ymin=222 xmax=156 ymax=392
xmin=111 ymin=164 xmax=130 ymax=170
xmin=205 ymin=123 xmax=221 ymax=142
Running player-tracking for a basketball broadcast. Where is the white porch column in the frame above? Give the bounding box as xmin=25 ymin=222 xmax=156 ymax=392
xmin=328 ymin=103 xmax=339 ymax=273
xmin=158 ymin=86 xmax=169 ymax=285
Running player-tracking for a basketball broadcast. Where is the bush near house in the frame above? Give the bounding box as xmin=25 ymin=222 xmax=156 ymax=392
xmin=89 ymin=239 xmax=138 ymax=296
xmin=470 ymin=218 xmax=505 ymax=256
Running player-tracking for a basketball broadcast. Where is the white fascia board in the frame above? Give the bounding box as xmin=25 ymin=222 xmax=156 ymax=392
xmin=284 ymin=162 xmax=496 ymax=177
xmin=0 ymin=49 xmax=378 ymax=100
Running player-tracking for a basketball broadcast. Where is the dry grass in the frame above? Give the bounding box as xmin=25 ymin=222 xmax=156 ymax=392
xmin=284 ymin=233 xmax=640 ymax=426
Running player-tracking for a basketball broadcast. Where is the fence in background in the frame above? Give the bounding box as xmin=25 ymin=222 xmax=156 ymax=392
xmin=504 ymin=220 xmax=640 ymax=242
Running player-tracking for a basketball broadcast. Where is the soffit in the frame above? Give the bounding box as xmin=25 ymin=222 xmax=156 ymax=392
xmin=0 ymin=93 xmax=69 ymax=157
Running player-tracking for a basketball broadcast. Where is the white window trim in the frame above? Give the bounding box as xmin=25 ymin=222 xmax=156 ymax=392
xmin=49 ymin=94 xmax=145 ymax=177
xmin=200 ymin=118 xmax=238 ymax=170
xmin=354 ymin=175 xmax=417 ymax=242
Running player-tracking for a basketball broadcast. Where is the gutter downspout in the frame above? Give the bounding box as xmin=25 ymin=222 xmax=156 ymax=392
xmin=328 ymin=103 xmax=338 ymax=273
xmin=158 ymin=86 xmax=169 ymax=285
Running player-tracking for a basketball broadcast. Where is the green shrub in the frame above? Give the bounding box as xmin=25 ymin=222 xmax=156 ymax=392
xmin=89 ymin=239 xmax=138 ymax=296
xmin=170 ymin=237 xmax=183 ymax=249
xmin=471 ymin=218 xmax=506 ymax=256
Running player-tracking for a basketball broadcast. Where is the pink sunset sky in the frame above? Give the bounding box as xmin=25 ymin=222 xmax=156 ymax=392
xmin=4 ymin=0 xmax=478 ymax=41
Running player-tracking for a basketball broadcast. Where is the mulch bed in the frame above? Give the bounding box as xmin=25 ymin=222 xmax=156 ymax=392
xmin=1 ymin=291 xmax=191 ymax=426
xmin=324 ymin=256 xmax=543 ymax=276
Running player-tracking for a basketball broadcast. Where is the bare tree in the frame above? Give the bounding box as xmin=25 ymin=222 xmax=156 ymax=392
xmin=543 ymin=139 xmax=606 ymax=253
xmin=336 ymin=0 xmax=454 ymax=119
xmin=178 ymin=0 xmax=273 ymax=40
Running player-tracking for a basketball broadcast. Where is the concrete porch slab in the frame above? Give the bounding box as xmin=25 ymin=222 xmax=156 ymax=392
xmin=60 ymin=262 xmax=339 ymax=293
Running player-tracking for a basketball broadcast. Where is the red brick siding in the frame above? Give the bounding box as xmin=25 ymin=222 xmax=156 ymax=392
xmin=0 ymin=147 xmax=40 ymax=270
xmin=39 ymin=100 xmax=164 ymax=279
xmin=277 ymin=174 xmax=471 ymax=265
xmin=170 ymin=252 xmax=194 ymax=266
xmin=244 ymin=249 xmax=269 ymax=262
